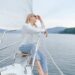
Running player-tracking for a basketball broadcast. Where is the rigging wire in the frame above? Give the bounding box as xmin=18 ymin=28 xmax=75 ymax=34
xmin=45 ymin=49 xmax=64 ymax=75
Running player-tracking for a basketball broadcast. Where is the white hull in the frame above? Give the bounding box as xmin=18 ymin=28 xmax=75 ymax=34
xmin=0 ymin=63 xmax=33 ymax=75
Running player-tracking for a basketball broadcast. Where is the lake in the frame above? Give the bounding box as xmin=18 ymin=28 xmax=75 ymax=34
xmin=0 ymin=33 xmax=75 ymax=75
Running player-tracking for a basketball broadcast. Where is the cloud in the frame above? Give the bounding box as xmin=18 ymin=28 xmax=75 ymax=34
xmin=46 ymin=18 xmax=75 ymax=28
xmin=0 ymin=0 xmax=75 ymax=29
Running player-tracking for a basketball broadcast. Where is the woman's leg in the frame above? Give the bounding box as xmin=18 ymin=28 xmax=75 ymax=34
xmin=37 ymin=51 xmax=48 ymax=75
xmin=35 ymin=60 xmax=44 ymax=75
xmin=45 ymin=73 xmax=48 ymax=75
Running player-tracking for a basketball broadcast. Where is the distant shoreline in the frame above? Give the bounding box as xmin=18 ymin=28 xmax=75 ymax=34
xmin=0 ymin=27 xmax=75 ymax=34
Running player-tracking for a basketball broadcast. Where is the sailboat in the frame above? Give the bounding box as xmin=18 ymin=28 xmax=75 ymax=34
xmin=0 ymin=0 xmax=65 ymax=75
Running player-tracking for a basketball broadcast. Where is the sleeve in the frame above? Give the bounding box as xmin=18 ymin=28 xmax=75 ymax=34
xmin=22 ymin=23 xmax=46 ymax=33
xmin=28 ymin=24 xmax=46 ymax=33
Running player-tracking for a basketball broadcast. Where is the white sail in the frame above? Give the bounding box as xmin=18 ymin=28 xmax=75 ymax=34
xmin=0 ymin=0 xmax=33 ymax=67
xmin=0 ymin=0 xmax=33 ymax=29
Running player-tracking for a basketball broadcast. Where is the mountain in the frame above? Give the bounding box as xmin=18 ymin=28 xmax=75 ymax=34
xmin=60 ymin=28 xmax=75 ymax=34
xmin=47 ymin=27 xmax=66 ymax=33
xmin=0 ymin=29 xmax=7 ymax=32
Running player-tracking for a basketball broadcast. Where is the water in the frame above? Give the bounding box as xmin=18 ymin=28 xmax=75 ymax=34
xmin=46 ymin=34 xmax=75 ymax=75
xmin=0 ymin=33 xmax=75 ymax=75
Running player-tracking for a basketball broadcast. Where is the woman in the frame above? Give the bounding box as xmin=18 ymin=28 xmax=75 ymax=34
xmin=19 ymin=13 xmax=48 ymax=75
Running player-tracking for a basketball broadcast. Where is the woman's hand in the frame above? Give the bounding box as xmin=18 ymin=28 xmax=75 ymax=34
xmin=44 ymin=31 xmax=48 ymax=37
xmin=36 ymin=15 xmax=48 ymax=37
xmin=36 ymin=15 xmax=42 ymax=22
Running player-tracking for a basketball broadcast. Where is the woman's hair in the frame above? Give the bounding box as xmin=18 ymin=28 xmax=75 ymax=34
xmin=25 ymin=13 xmax=36 ymax=23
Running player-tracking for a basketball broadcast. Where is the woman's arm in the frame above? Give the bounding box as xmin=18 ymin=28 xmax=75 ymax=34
xmin=36 ymin=15 xmax=48 ymax=37
xmin=28 ymin=24 xmax=46 ymax=32
xmin=22 ymin=24 xmax=46 ymax=33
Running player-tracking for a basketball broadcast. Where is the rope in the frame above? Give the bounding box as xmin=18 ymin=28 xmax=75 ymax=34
xmin=0 ymin=38 xmax=22 ymax=51
xmin=46 ymin=48 xmax=64 ymax=75
xmin=0 ymin=40 xmax=22 ymax=64
xmin=0 ymin=31 xmax=7 ymax=44
xmin=0 ymin=34 xmax=23 ymax=64
xmin=0 ymin=55 xmax=13 ymax=63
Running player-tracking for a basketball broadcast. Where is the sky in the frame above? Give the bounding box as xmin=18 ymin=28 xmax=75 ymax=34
xmin=33 ymin=0 xmax=75 ymax=28
xmin=0 ymin=0 xmax=75 ymax=30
